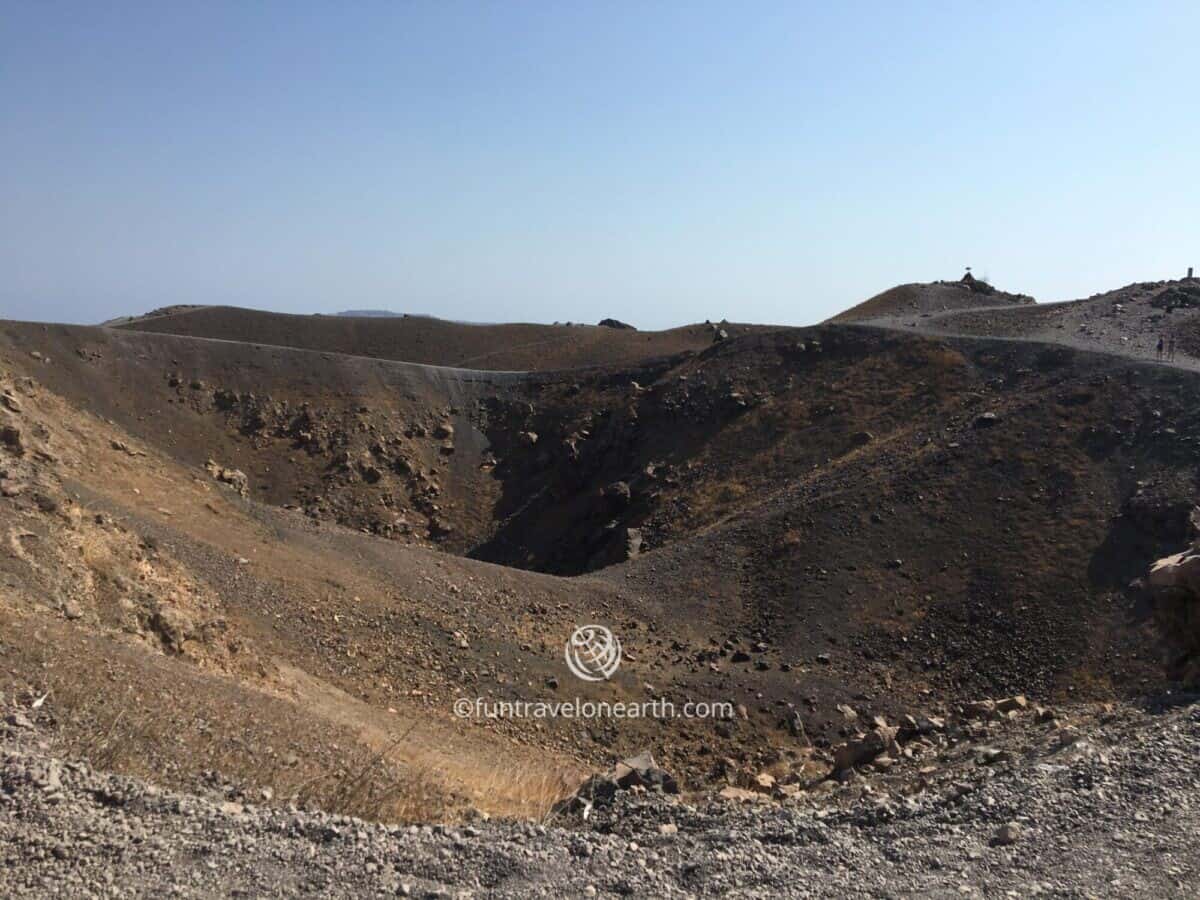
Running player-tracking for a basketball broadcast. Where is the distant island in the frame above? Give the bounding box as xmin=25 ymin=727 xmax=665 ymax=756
xmin=337 ymin=309 xmax=405 ymax=317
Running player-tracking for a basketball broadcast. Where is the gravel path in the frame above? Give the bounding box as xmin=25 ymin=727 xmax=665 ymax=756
xmin=4 ymin=699 xmax=1199 ymax=897
xmin=855 ymin=277 xmax=1200 ymax=373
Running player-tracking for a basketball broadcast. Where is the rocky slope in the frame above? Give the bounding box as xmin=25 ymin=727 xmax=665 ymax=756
xmin=5 ymin=276 xmax=1200 ymax=895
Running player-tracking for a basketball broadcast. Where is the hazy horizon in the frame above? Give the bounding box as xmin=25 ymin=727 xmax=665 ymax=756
xmin=4 ymin=2 xmax=1199 ymax=330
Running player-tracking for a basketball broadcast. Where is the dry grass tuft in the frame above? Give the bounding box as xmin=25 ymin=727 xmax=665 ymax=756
xmin=32 ymin=664 xmax=581 ymax=824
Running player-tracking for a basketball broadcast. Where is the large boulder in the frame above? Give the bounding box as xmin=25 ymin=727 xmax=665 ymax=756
xmin=959 ymin=271 xmax=996 ymax=295
xmin=150 ymin=605 xmax=194 ymax=652
xmin=553 ymin=750 xmax=679 ymax=819
xmin=598 ymin=318 xmax=636 ymax=330
xmin=1148 ymin=547 xmax=1200 ymax=682
xmin=0 ymin=424 xmax=23 ymax=456
xmin=612 ymin=750 xmax=678 ymax=794
xmin=832 ymin=721 xmax=899 ymax=772
xmin=1125 ymin=489 xmax=1199 ymax=544
xmin=205 ymin=459 xmax=249 ymax=497
xmin=1148 ymin=548 xmax=1200 ymax=594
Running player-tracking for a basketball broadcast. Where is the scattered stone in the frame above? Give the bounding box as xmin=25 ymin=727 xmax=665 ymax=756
xmin=833 ymin=721 xmax=899 ymax=772
xmin=603 ymin=481 xmax=632 ymax=505
xmin=1 ymin=425 xmax=24 ymax=455
xmin=150 ymin=606 xmax=194 ymax=651
xmin=205 ymin=460 xmax=249 ymax=497
xmin=612 ymin=751 xmax=679 ymax=794
xmin=963 ymin=699 xmax=997 ymax=720
xmin=997 ymin=695 xmax=1028 ymax=713
xmin=1148 ymin=548 xmax=1200 ymax=682
xmin=787 ymin=711 xmax=808 ymax=742
xmin=752 ymin=772 xmax=776 ymax=792
xmin=718 ymin=786 xmax=763 ymax=802
xmin=976 ymin=747 xmax=1011 ymax=766
xmin=993 ymin=822 xmax=1023 ymax=846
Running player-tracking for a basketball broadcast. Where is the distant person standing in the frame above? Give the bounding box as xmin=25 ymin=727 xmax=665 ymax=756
xmin=1157 ymin=335 xmax=1165 ymax=360
xmin=1168 ymin=334 xmax=1177 ymax=361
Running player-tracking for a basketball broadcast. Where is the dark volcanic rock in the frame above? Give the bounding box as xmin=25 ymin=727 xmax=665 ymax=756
xmin=598 ymin=318 xmax=636 ymax=330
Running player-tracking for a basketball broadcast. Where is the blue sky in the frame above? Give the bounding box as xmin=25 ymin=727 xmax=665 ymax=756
xmin=3 ymin=2 xmax=1199 ymax=329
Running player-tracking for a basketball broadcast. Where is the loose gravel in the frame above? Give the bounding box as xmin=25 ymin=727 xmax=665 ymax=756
xmin=3 ymin=700 xmax=1199 ymax=897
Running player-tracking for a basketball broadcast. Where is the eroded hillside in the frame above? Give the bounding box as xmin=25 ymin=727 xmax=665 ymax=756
xmin=2 ymin=293 xmax=1199 ymax=827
